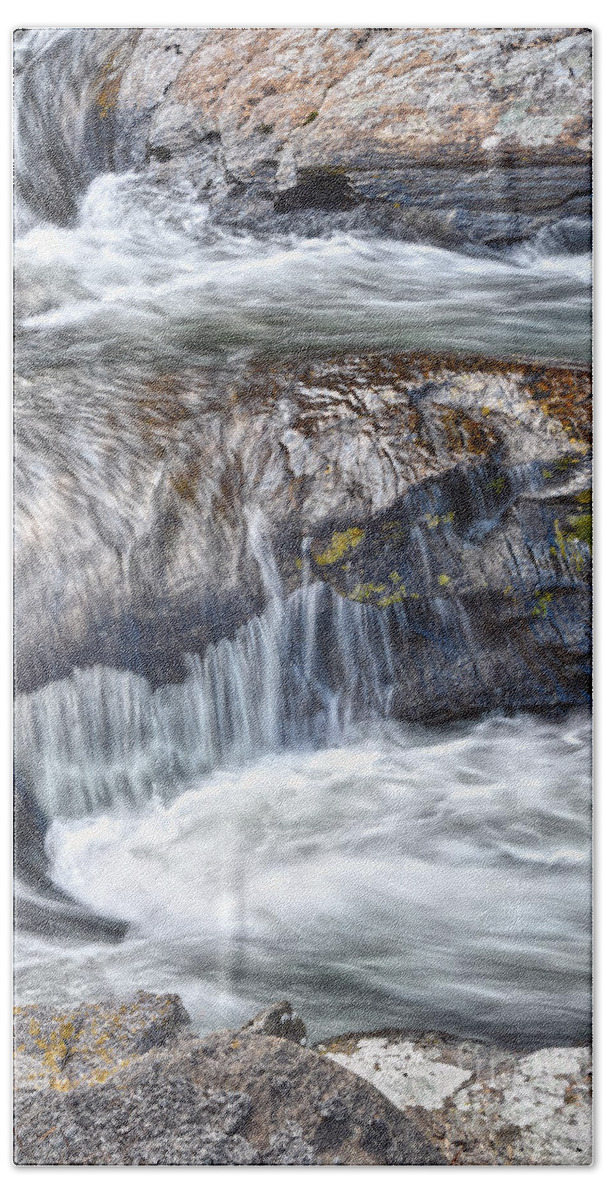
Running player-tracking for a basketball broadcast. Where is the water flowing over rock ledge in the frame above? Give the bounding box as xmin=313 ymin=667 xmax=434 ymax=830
xmin=13 ymin=994 xmax=590 ymax=1166
xmin=15 ymin=353 xmax=591 ymax=724
xmin=13 ymin=30 xmax=592 ymax=1119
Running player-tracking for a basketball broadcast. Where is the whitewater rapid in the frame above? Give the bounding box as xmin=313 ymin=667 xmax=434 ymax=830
xmin=13 ymin=33 xmax=592 ymax=1049
xmin=14 ymin=710 xmax=590 ymax=1046
xmin=15 ymin=172 xmax=591 ymax=375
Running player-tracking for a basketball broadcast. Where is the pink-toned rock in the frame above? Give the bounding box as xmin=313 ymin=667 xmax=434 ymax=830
xmin=118 ymin=28 xmax=591 ymax=173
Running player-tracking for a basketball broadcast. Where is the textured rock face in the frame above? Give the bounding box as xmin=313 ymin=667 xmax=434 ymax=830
xmin=16 ymin=28 xmax=591 ymax=243
xmin=116 ymin=28 xmax=592 ymax=244
xmin=121 ymin=27 xmax=591 ymax=164
xmin=13 ymin=992 xmax=190 ymax=1092
xmin=15 ymin=354 xmax=591 ymax=718
xmin=14 ymin=996 xmax=445 ymax=1165
xmin=324 ymin=1031 xmax=592 ymax=1165
xmin=14 ymin=994 xmax=591 ymax=1166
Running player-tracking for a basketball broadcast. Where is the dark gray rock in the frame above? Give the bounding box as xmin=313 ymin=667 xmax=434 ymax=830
xmin=14 ymin=997 xmax=445 ymax=1165
xmin=13 ymin=785 xmax=128 ymax=941
xmin=14 ymin=1070 xmax=260 ymax=1166
xmin=242 ymin=999 xmax=307 ymax=1045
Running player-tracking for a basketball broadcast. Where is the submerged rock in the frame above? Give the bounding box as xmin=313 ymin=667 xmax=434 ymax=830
xmin=14 ymin=996 xmax=445 ymax=1165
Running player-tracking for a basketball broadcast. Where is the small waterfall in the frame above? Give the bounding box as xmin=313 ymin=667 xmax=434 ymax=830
xmin=14 ymin=581 xmax=397 ymax=824
xmin=13 ymin=29 xmax=136 ymax=229
xmin=245 ymin=507 xmax=284 ymax=601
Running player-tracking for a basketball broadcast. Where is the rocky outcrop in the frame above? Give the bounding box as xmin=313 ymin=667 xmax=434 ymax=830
xmin=14 ymin=993 xmax=591 ymax=1166
xmin=16 ymin=28 xmax=591 ymax=244
xmin=121 ymin=28 xmax=591 ymax=243
xmin=14 ymin=995 xmax=444 ymax=1165
xmin=15 ymin=354 xmax=591 ymax=719
xmin=324 ymin=1030 xmax=592 ymax=1165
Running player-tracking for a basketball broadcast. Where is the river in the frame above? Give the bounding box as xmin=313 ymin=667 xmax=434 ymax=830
xmin=13 ymin=30 xmax=592 ymax=1050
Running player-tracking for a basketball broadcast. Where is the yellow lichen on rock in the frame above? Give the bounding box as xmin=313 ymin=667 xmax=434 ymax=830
xmin=349 ymin=581 xmax=386 ymax=602
xmin=314 ymin=527 xmax=364 ymax=565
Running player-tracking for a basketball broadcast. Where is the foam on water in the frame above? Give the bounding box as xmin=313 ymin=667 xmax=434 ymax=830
xmin=14 ymin=712 xmax=590 ymax=1046
xmin=13 ymin=34 xmax=592 ymax=1047
xmin=13 ymin=518 xmax=592 ymax=1045
xmin=15 ymin=173 xmax=591 ymax=372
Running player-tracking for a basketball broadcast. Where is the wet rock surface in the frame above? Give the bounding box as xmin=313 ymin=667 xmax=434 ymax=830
xmin=15 ymin=354 xmax=591 ymax=719
xmin=13 ymin=783 xmax=129 ymax=945
xmin=323 ymin=1030 xmax=592 ymax=1165
xmin=14 ymin=995 xmax=445 ymax=1165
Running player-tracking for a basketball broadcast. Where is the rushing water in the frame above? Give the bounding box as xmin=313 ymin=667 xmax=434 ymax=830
xmin=15 ymin=707 xmax=591 ymax=1046
xmin=15 ymin=172 xmax=591 ymax=374
xmin=14 ymin=575 xmax=592 ymax=1046
xmin=13 ymin=30 xmax=591 ymax=1048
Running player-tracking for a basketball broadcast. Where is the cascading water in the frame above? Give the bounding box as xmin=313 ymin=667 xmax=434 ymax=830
xmin=14 ymin=171 xmax=592 ymax=373
xmin=14 ymin=555 xmax=592 ymax=1045
xmin=13 ymin=30 xmax=591 ymax=1048
xmin=15 ymin=574 xmax=397 ymax=822
xmin=13 ymin=28 xmax=138 ymax=230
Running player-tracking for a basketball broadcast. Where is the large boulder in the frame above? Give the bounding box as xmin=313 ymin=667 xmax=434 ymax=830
xmin=14 ymin=354 xmax=591 ymax=721
xmin=115 ymin=29 xmax=592 ymax=244
xmin=324 ymin=1030 xmax=592 ymax=1166
xmin=15 ymin=28 xmax=591 ymax=244
xmin=14 ymin=995 xmax=445 ymax=1165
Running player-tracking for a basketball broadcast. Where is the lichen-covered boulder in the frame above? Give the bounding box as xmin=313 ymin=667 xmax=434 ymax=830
xmin=324 ymin=1031 xmax=592 ymax=1165
xmin=14 ymin=992 xmax=190 ymax=1092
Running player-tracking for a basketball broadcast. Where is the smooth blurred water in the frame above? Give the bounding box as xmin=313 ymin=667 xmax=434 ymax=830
xmin=14 ymin=711 xmax=591 ymax=1047
xmin=13 ymin=35 xmax=592 ymax=1047
xmin=15 ymin=173 xmax=592 ymax=374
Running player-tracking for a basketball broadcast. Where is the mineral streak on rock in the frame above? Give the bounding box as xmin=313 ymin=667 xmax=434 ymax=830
xmin=14 ymin=996 xmax=445 ymax=1166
